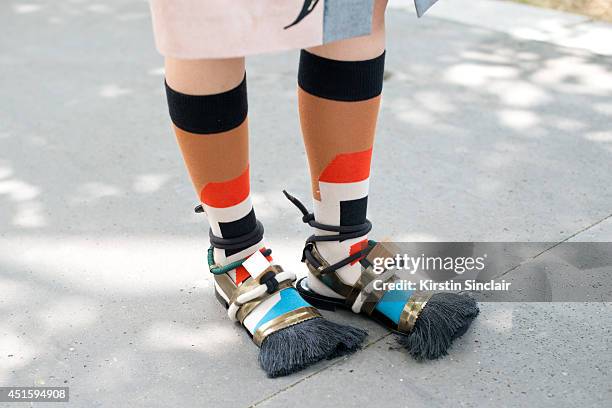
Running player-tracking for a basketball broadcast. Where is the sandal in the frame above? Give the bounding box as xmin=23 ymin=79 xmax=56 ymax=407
xmin=196 ymin=205 xmax=367 ymax=377
xmin=283 ymin=191 xmax=479 ymax=360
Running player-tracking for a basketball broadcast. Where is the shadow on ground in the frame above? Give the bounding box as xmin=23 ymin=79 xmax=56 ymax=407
xmin=0 ymin=1 xmax=611 ymax=407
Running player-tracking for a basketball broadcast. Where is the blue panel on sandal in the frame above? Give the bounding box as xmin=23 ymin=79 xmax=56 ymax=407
xmin=254 ymin=288 xmax=311 ymax=331
xmin=375 ymin=289 xmax=414 ymax=324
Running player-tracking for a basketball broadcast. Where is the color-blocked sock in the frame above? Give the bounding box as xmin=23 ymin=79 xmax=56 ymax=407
xmin=297 ymin=49 xmax=384 ymax=298
xmin=166 ymin=71 xmax=368 ymax=377
xmin=297 ymin=51 xmax=479 ymax=359
xmin=165 ymin=75 xmax=264 ymax=285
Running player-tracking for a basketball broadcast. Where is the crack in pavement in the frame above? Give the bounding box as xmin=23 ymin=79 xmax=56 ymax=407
xmin=248 ymin=212 xmax=612 ymax=407
xmin=490 ymin=212 xmax=612 ymax=281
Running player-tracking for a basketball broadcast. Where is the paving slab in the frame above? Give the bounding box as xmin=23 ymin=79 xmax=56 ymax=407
xmin=254 ymin=302 xmax=612 ymax=408
xmin=570 ymin=216 xmax=612 ymax=242
xmin=0 ymin=1 xmax=610 ymax=407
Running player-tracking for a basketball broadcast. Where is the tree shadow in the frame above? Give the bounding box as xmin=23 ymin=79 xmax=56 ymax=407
xmin=0 ymin=1 xmax=611 ymax=406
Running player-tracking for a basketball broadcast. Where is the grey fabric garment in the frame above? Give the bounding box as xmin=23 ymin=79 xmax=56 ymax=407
xmin=323 ymin=0 xmax=374 ymax=43
xmin=414 ymin=0 xmax=440 ymax=17
xmin=322 ymin=0 xmax=439 ymax=44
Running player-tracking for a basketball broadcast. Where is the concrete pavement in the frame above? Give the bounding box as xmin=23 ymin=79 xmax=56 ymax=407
xmin=1 ymin=0 xmax=611 ymax=407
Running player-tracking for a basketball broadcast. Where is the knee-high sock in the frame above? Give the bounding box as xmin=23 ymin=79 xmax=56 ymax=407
xmin=298 ymin=50 xmax=385 ymax=297
xmin=166 ymin=75 xmax=264 ymax=285
xmin=166 ymin=76 xmax=322 ymax=340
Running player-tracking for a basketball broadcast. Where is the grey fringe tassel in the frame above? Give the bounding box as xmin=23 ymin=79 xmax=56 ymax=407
xmin=259 ymin=317 xmax=367 ymax=378
xmin=397 ymin=293 xmax=479 ymax=360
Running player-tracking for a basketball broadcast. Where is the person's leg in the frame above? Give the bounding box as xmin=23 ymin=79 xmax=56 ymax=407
xmin=295 ymin=0 xmax=478 ymax=359
xmin=165 ymin=57 xmax=262 ymax=284
xmin=164 ymin=57 xmax=366 ymax=377
xmin=298 ymin=0 xmax=386 ymax=295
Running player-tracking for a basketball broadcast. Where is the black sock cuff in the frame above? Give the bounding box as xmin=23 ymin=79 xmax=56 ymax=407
xmin=165 ymin=74 xmax=248 ymax=134
xmin=298 ymin=50 xmax=385 ymax=101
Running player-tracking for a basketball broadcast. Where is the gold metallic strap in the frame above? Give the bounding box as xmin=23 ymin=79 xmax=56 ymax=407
xmin=228 ymin=277 xmax=261 ymax=305
xmin=305 ymin=242 xmax=402 ymax=314
xmin=224 ymin=264 xmax=283 ymax=305
xmin=364 ymin=241 xmax=397 ymax=264
xmin=252 ymin=306 xmax=322 ymax=347
xmin=356 ymin=242 xmax=399 ymax=315
xmin=214 ymin=265 xmax=294 ymax=324
xmin=354 ymin=267 xmax=384 ymax=315
xmin=305 ymin=244 xmax=357 ymax=299
xmin=214 ymin=273 xmax=238 ymax=303
xmin=397 ymin=291 xmax=433 ymax=333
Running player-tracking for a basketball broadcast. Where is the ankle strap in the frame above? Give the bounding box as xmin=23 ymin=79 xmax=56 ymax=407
xmin=283 ymin=190 xmax=372 ymax=244
xmin=195 ymin=204 xmax=265 ymax=251
xmin=283 ymin=191 xmax=375 ymax=275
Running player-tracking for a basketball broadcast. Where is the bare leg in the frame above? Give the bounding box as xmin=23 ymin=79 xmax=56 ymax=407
xmin=165 ymin=57 xmax=245 ymax=94
xmin=306 ymin=0 xmax=386 ymax=61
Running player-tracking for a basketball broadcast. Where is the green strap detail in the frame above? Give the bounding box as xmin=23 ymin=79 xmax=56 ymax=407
xmin=208 ymin=246 xmax=251 ymax=275
xmin=208 ymin=240 xmax=375 ymax=276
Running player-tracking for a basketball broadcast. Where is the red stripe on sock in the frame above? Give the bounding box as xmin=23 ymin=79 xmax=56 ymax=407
xmin=319 ymin=148 xmax=372 ymax=183
xmin=235 ymin=248 xmax=273 ymax=286
xmin=349 ymin=239 xmax=369 ymax=265
xmin=235 ymin=266 xmax=250 ymax=285
xmin=200 ymin=166 xmax=250 ymax=208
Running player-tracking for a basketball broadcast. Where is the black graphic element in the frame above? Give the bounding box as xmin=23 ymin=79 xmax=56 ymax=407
xmin=340 ymin=196 xmax=368 ymax=226
xmin=284 ymin=0 xmax=320 ymax=30
xmin=219 ymin=208 xmax=258 ymax=256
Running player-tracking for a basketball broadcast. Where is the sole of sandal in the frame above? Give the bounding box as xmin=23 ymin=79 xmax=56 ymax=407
xmin=215 ymin=288 xmax=229 ymax=310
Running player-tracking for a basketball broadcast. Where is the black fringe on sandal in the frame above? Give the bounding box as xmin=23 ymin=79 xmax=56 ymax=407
xmin=397 ymin=293 xmax=479 ymax=360
xmin=259 ymin=317 xmax=367 ymax=378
